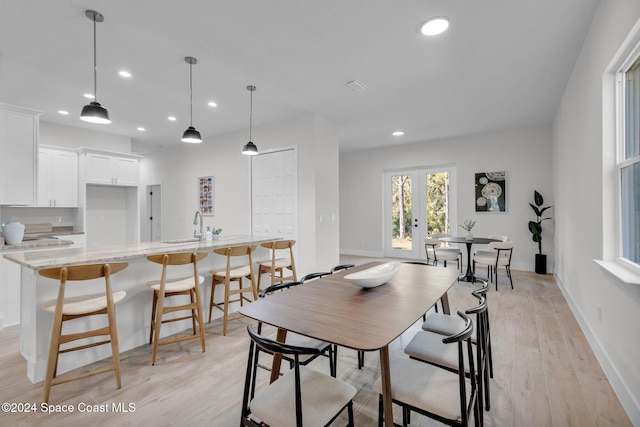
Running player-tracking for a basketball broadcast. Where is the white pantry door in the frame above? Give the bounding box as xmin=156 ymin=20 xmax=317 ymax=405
xmin=251 ymin=149 xmax=297 ymax=243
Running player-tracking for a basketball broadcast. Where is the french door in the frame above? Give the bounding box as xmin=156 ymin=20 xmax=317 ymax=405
xmin=384 ymin=167 xmax=457 ymax=259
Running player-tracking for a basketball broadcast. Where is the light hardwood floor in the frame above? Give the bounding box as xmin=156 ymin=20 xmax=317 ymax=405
xmin=0 ymin=257 xmax=632 ymax=426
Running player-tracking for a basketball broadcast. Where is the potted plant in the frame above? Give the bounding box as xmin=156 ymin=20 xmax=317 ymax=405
xmin=212 ymin=227 xmax=223 ymax=240
xmin=528 ymin=190 xmax=552 ymax=274
xmin=459 ymin=219 xmax=476 ymax=240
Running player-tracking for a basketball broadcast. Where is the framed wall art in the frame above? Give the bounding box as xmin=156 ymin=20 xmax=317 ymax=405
xmin=475 ymin=171 xmax=506 ymax=212
xmin=198 ymin=175 xmax=214 ymax=215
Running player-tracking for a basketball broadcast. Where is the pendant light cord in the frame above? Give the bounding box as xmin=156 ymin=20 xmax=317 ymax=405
xmin=189 ymin=62 xmax=193 ymax=127
xmin=249 ymin=89 xmax=253 ymax=141
xmin=92 ymin=16 xmax=98 ymax=102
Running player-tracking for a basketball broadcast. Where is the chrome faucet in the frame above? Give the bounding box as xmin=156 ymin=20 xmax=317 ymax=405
xmin=193 ymin=210 xmax=204 ymax=242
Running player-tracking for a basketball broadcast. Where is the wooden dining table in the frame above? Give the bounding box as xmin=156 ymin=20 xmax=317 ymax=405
xmin=239 ymin=261 xmax=459 ymax=426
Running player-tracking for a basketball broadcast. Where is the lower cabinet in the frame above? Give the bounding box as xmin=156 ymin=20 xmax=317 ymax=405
xmin=0 ymin=255 xmax=21 ymax=330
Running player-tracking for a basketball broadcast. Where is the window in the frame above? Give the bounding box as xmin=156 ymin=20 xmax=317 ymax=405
xmin=619 ymin=56 xmax=640 ymax=266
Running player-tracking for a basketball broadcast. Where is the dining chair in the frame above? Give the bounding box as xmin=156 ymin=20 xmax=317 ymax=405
xmin=473 ymin=234 xmax=508 ymax=261
xmin=374 ymin=312 xmax=480 ymax=427
xmin=257 ymin=240 xmax=298 ymax=292
xmin=421 ymin=280 xmax=494 ymax=385
xmin=39 ymin=262 xmax=128 ymax=403
xmin=299 ymin=271 xmax=331 ymax=283
xmin=472 ymin=241 xmax=514 ymax=290
xmin=330 ymin=263 xmax=356 ymax=273
xmin=254 ymin=282 xmax=337 ymax=380
xmin=241 ymin=325 xmax=356 ymax=427
xmin=425 ymin=237 xmax=461 ymax=269
xmin=146 ymin=252 xmax=208 ymax=365
xmin=432 ymin=232 xmax=462 ymax=257
xmin=210 ymin=245 xmax=258 ymax=336
xmin=405 ymin=291 xmax=491 ymax=421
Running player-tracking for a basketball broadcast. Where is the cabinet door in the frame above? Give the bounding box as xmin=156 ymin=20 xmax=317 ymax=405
xmin=36 ymin=148 xmax=54 ymax=206
xmin=51 ymin=150 xmax=78 ymax=207
xmin=0 ymin=110 xmax=37 ymax=205
xmin=85 ymin=153 xmax=114 ymax=185
xmin=113 ymin=157 xmax=139 ymax=186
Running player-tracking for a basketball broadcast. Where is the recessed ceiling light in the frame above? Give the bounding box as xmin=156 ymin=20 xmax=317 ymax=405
xmin=208 ymin=101 xmax=217 ymax=107
xmin=137 ymin=127 xmax=145 ymax=131
xmin=84 ymin=93 xmax=95 ymax=99
xmin=419 ymin=17 xmax=449 ymax=36
xmin=118 ymin=70 xmax=132 ymax=78
xmin=58 ymin=110 xmax=69 ymax=115
xmin=392 ymin=131 xmax=405 ymax=136
xmin=168 ymin=116 xmax=177 ymax=121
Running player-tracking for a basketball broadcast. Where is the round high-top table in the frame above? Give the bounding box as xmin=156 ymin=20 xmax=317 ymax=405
xmin=439 ymin=236 xmax=499 ymax=282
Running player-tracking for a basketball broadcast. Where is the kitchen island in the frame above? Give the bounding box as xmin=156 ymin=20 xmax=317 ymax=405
xmin=3 ymin=235 xmax=280 ymax=383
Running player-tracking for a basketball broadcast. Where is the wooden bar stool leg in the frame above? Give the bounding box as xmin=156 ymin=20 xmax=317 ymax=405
xmin=209 ymin=277 xmax=217 ymax=323
xmin=151 ymin=291 xmax=165 ymax=366
xmin=223 ymin=280 xmax=231 ymax=336
xmin=192 ymin=282 xmax=206 ymax=352
xmin=189 ymin=290 xmax=197 ymax=334
xmin=106 ymin=298 xmax=122 ymax=389
xmin=44 ymin=310 xmax=64 ymax=403
xmin=149 ymin=290 xmax=158 ymax=344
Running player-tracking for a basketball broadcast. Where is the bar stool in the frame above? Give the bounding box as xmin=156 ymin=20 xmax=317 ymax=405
xmin=146 ymin=252 xmax=208 ymax=365
xmin=39 ymin=262 xmax=128 ymax=403
xmin=256 ymin=239 xmax=297 ymax=292
xmin=209 ymin=245 xmax=258 ymax=336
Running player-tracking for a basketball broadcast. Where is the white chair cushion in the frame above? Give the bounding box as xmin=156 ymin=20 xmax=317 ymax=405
xmin=433 ymin=250 xmax=460 ymax=261
xmin=373 ymin=355 xmax=470 ymax=421
xmin=211 ymin=265 xmax=252 ymax=279
xmin=473 ymin=253 xmax=510 ymax=266
xmin=147 ymin=275 xmax=204 ymax=292
xmin=259 ymin=258 xmax=292 ymax=269
xmin=422 ymin=313 xmax=466 ymax=335
xmin=404 ymin=330 xmax=472 ymax=374
xmin=250 ymin=366 xmax=356 ymax=427
xmin=43 ymin=291 xmax=126 ymax=315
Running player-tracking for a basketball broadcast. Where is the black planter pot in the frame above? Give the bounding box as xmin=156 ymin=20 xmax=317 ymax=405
xmin=535 ymin=253 xmax=547 ymax=274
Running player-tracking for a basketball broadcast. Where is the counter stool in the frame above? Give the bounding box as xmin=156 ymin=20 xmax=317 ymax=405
xmin=209 ymin=245 xmax=258 ymax=336
xmin=39 ymin=262 xmax=128 ymax=403
xmin=146 ymin=252 xmax=208 ymax=365
xmin=256 ymin=240 xmax=297 ymax=292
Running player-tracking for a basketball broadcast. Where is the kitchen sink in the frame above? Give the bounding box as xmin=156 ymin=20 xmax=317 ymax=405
xmin=160 ymin=238 xmax=200 ymax=244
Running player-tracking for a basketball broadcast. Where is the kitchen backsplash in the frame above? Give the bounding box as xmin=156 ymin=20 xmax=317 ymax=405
xmin=0 ymin=206 xmax=79 ymax=229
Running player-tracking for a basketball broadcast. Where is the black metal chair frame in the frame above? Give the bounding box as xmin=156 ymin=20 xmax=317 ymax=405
xmin=299 ymin=271 xmax=331 ymax=283
xmin=254 ymin=282 xmax=337 ymax=380
xmin=330 ymin=264 xmax=355 ymax=273
xmin=241 ymin=325 xmax=354 ymax=427
xmin=379 ymin=312 xmax=480 ymax=427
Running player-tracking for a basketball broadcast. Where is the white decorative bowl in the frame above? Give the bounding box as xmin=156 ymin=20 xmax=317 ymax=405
xmin=344 ymin=262 xmax=401 ymax=288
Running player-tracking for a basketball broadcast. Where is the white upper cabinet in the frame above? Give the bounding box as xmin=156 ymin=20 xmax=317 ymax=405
xmin=82 ymin=150 xmax=141 ymax=187
xmin=37 ymin=146 xmax=78 ymax=207
xmin=0 ymin=103 xmax=41 ymax=205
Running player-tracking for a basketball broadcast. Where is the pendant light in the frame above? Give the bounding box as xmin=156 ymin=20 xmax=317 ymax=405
xmin=181 ymin=56 xmax=202 ymax=143
xmin=242 ymin=85 xmax=259 ymax=155
xmin=80 ymin=10 xmax=111 ymax=124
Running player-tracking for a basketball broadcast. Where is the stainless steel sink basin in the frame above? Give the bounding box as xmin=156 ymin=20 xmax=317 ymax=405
xmin=160 ymin=238 xmax=200 ymax=244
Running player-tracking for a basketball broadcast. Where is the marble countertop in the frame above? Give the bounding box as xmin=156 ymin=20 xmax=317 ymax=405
xmin=2 ymin=235 xmax=282 ymax=270
xmin=1 ymin=238 xmax=74 ymax=251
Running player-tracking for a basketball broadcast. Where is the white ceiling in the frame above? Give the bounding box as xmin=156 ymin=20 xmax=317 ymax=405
xmin=0 ymin=0 xmax=600 ymax=154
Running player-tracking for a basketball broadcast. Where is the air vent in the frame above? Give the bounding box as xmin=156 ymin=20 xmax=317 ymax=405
xmin=344 ymin=79 xmax=368 ymax=92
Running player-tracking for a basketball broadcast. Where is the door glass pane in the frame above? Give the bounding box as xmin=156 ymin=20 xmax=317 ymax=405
xmin=426 ymin=172 xmax=451 ymax=235
xmin=621 ymin=162 xmax=640 ymax=264
xmin=391 ymin=174 xmax=412 ymax=250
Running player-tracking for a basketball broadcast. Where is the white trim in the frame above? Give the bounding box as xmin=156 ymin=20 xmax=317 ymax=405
xmin=594 ymin=259 xmax=640 ymax=285
xmin=555 ymin=274 xmax=640 ymax=424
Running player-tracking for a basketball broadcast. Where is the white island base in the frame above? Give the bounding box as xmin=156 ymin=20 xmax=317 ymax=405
xmin=5 ymin=235 xmax=280 ymax=383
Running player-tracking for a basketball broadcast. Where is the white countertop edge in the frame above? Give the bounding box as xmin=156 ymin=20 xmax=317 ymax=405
xmin=3 ymin=235 xmax=282 ymax=270
xmin=594 ymin=259 xmax=640 ymax=285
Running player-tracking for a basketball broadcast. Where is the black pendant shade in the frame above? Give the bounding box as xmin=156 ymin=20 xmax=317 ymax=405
xmin=182 ymin=126 xmax=202 ymax=143
xmin=242 ymin=141 xmax=258 ymax=155
xmin=80 ymin=10 xmax=111 ymax=124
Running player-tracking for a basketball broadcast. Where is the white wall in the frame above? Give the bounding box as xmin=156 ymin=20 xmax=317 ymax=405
xmin=138 ymin=113 xmax=340 ymax=274
xmin=552 ymin=1 xmax=640 ymax=423
xmin=339 ymin=125 xmax=553 ymax=272
xmin=39 ymin=121 xmax=132 ymax=153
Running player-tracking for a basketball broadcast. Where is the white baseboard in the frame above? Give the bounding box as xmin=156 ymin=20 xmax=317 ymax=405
xmin=554 ymin=274 xmax=640 ymax=425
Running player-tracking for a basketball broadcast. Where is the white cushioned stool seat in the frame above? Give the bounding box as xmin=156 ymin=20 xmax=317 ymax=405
xmin=404 ymin=330 xmax=472 ymax=374
xmin=147 ymin=275 xmax=204 ymax=292
xmin=250 ymin=366 xmax=356 ymax=427
xmin=43 ymin=291 xmax=126 ymax=316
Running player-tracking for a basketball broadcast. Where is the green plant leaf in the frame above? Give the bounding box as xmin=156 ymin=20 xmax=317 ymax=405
xmin=529 ymin=203 xmax=542 ymax=217
xmin=534 ymin=190 xmax=543 ymax=207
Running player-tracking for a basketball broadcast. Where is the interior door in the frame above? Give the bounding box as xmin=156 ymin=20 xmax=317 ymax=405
xmin=384 ymin=168 xmax=456 ymax=260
